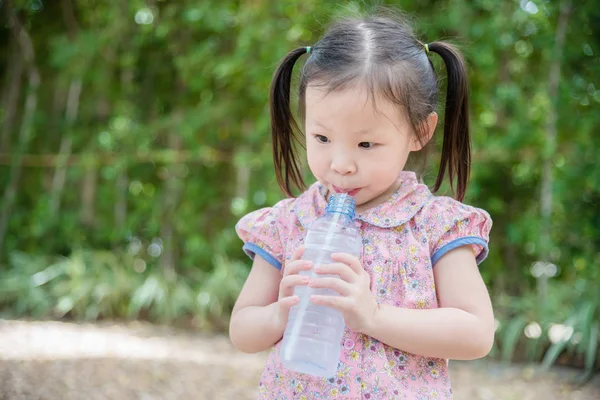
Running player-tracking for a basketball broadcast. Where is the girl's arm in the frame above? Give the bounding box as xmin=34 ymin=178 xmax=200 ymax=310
xmin=229 ymin=247 xmax=311 ymax=354
xmin=229 ymin=256 xmax=283 ymax=353
xmin=362 ymin=246 xmax=495 ymax=360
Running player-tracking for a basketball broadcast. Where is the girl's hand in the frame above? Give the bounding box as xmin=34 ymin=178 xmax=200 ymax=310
xmin=274 ymin=246 xmax=312 ymax=331
xmin=308 ymin=252 xmax=378 ymax=333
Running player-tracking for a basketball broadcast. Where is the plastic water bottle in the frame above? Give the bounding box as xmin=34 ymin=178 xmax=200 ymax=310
xmin=280 ymin=193 xmax=362 ymax=377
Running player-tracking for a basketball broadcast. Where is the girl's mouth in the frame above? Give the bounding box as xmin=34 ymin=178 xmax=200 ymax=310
xmin=332 ymin=185 xmax=360 ymax=197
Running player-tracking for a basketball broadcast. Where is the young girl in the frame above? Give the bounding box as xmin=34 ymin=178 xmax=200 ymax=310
xmin=229 ymin=11 xmax=494 ymax=400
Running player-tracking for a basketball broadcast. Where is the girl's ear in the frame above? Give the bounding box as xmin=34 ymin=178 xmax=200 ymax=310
xmin=410 ymin=112 xmax=438 ymax=151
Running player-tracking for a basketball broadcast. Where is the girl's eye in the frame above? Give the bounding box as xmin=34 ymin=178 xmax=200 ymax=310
xmin=315 ymin=135 xmax=329 ymax=143
xmin=359 ymin=142 xmax=376 ymax=149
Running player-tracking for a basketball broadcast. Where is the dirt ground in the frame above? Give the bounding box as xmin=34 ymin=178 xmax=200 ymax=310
xmin=0 ymin=320 xmax=598 ymax=400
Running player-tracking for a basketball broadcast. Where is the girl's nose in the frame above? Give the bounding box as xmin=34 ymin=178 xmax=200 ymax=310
xmin=331 ymin=153 xmax=357 ymax=175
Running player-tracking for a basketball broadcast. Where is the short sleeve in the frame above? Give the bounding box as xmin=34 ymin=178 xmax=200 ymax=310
xmin=235 ymin=207 xmax=284 ymax=270
xmin=427 ymin=197 xmax=493 ymax=266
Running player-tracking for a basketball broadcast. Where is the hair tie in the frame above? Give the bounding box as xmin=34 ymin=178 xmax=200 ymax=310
xmin=306 ymin=46 xmax=311 ymax=54
xmin=424 ymin=43 xmax=430 ymax=54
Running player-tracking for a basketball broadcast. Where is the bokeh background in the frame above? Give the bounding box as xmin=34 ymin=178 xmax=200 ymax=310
xmin=0 ymin=0 xmax=598 ymax=398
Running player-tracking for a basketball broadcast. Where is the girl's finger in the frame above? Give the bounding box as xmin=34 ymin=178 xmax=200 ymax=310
xmin=310 ymin=294 xmax=350 ymax=311
xmin=278 ymin=295 xmax=299 ymax=310
xmin=279 ymin=274 xmax=310 ymax=297
xmin=282 ymin=259 xmax=312 ymax=277
xmin=331 ymin=252 xmax=364 ymax=275
xmin=314 ymin=262 xmax=356 ymax=282
xmin=309 ymin=277 xmax=352 ymax=296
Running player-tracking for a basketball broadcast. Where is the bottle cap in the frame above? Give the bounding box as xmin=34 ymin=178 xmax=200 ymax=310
xmin=326 ymin=193 xmax=356 ymax=219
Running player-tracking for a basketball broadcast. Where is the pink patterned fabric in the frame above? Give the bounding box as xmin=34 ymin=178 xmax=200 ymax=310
xmin=236 ymin=171 xmax=492 ymax=399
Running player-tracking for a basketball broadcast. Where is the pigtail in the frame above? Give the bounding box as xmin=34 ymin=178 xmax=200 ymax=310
xmin=428 ymin=42 xmax=471 ymax=202
xmin=270 ymin=47 xmax=310 ymax=198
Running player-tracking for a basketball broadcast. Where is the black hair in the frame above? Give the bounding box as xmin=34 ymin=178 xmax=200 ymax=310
xmin=270 ymin=11 xmax=471 ymax=201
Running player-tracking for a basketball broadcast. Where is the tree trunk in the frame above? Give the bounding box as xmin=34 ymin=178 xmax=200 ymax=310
xmin=60 ymin=0 xmax=80 ymax=40
xmin=0 ymin=36 xmax=23 ymax=153
xmin=113 ymin=1 xmax=136 ymax=233
xmin=160 ymin=124 xmax=182 ymax=281
xmin=114 ymin=169 xmax=128 ymax=231
xmin=80 ymin=160 xmax=97 ymax=227
xmin=538 ymin=0 xmax=572 ymax=307
xmin=114 ymin=67 xmax=134 ymax=232
xmin=79 ymin=3 xmax=124 ymax=230
xmin=48 ymin=78 xmax=82 ymax=215
xmin=49 ymin=0 xmax=83 ymax=216
xmin=158 ymin=22 xmax=192 ymax=280
xmin=235 ymin=120 xmax=252 ymax=200
xmin=0 ymin=3 xmax=40 ymax=259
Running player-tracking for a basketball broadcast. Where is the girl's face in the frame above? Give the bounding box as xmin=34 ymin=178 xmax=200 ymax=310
xmin=305 ymin=85 xmax=435 ymax=213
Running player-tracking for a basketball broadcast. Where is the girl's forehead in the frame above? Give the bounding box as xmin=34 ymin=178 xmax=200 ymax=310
xmin=305 ymin=85 xmax=407 ymax=127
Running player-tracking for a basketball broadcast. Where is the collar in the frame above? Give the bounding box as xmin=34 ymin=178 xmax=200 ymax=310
xmin=293 ymin=171 xmax=433 ymax=228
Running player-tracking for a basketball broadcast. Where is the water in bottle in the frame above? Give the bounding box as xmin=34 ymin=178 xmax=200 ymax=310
xmin=280 ymin=193 xmax=362 ymax=377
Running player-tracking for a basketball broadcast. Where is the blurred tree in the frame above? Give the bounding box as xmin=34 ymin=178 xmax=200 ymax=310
xmin=0 ymin=0 xmax=598 ymax=370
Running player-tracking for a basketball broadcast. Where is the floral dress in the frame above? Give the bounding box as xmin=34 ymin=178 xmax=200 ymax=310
xmin=236 ymin=171 xmax=492 ymax=399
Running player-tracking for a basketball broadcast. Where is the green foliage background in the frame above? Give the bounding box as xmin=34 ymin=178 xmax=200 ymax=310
xmin=0 ymin=0 xmax=598 ymax=376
